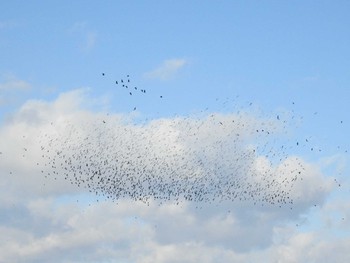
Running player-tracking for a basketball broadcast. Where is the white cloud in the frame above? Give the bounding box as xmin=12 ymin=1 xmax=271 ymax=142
xmin=144 ymin=59 xmax=188 ymax=80
xmin=0 ymin=89 xmax=349 ymax=262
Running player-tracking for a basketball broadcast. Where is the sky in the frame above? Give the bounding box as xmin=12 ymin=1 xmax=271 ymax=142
xmin=1 ymin=1 xmax=350 ymax=262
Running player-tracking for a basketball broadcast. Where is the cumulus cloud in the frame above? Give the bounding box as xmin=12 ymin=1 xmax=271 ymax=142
xmin=144 ymin=59 xmax=188 ymax=80
xmin=0 ymin=89 xmax=348 ymax=262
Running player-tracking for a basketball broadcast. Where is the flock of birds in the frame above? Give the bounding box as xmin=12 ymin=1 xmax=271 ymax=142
xmin=4 ymin=73 xmax=348 ymax=208
xmin=102 ymin=72 xmax=163 ymax=112
xmin=36 ymin=111 xmax=305 ymax=207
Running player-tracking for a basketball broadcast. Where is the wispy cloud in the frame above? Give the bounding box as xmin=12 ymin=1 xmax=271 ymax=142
xmin=144 ymin=58 xmax=188 ymax=80
xmin=0 ymin=75 xmax=31 ymax=91
xmin=68 ymin=21 xmax=97 ymax=52
xmin=0 ymin=21 xmax=7 ymax=29
xmin=0 ymin=75 xmax=32 ymax=107
xmin=0 ymin=20 xmax=17 ymax=30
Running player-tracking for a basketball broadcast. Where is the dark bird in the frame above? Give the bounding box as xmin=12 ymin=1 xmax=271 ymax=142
xmin=102 ymin=73 xmax=105 ymax=76
xmin=129 ymin=92 xmax=132 ymax=95
xmin=160 ymin=96 xmax=163 ymax=98
xmin=116 ymin=81 xmax=118 ymax=84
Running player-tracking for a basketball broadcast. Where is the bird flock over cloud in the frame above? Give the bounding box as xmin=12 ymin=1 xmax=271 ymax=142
xmin=3 ymin=73 xmax=347 ymax=208
xmin=35 ymin=111 xmax=305 ymax=207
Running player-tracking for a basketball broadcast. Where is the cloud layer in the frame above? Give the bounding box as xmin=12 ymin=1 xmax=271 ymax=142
xmin=0 ymin=89 xmax=348 ymax=263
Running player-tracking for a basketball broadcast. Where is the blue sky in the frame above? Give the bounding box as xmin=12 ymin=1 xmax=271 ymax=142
xmin=1 ymin=1 xmax=350 ymax=262
xmin=1 ymin=1 xmax=349 ymax=136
